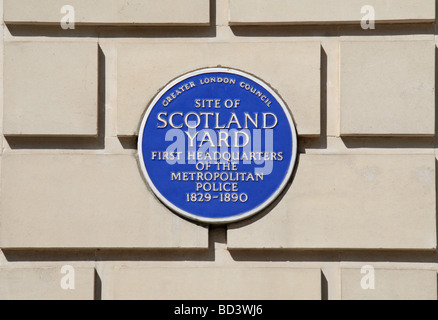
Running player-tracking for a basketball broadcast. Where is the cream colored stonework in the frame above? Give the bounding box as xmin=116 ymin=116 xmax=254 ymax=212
xmin=228 ymin=154 xmax=436 ymax=249
xmin=4 ymin=41 xmax=98 ymax=136
xmin=0 ymin=154 xmax=208 ymax=248
xmin=0 ymin=0 xmax=437 ymax=301
xmin=0 ymin=266 xmax=95 ymax=300
xmin=111 ymin=266 xmax=322 ymax=300
xmin=341 ymin=268 xmax=437 ymax=300
xmin=340 ymin=40 xmax=435 ymax=136
xmin=229 ymin=0 xmax=435 ymax=25
xmin=4 ymin=0 xmax=210 ymax=25
xmin=117 ymin=42 xmax=321 ymax=137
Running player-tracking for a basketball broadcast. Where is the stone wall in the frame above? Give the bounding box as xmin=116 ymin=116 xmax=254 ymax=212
xmin=0 ymin=0 xmax=437 ymax=300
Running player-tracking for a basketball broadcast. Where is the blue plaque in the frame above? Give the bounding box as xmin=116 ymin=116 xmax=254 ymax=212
xmin=138 ymin=68 xmax=298 ymax=224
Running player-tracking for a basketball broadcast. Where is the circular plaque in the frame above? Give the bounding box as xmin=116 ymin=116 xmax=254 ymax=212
xmin=138 ymin=68 xmax=297 ymax=224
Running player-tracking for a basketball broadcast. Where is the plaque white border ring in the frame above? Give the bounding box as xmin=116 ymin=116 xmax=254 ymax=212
xmin=137 ymin=67 xmax=298 ymax=225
